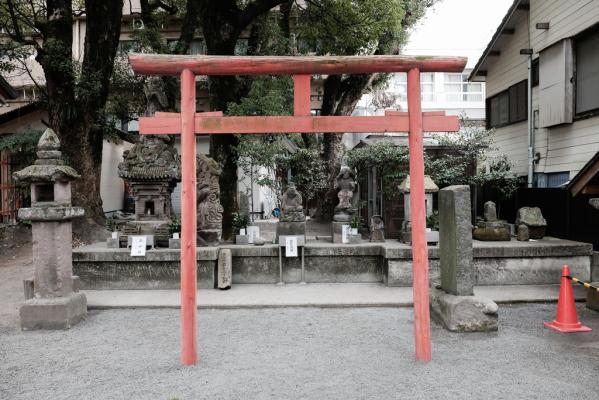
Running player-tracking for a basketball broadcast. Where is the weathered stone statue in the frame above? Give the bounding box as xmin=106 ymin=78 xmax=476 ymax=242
xmin=276 ymin=183 xmax=306 ymax=240
xmin=515 ymin=207 xmax=547 ymax=239
xmin=369 ymin=215 xmax=385 ymax=242
xmin=197 ymin=154 xmax=224 ymax=245
xmin=13 ymin=128 xmax=87 ymax=330
xmin=333 ymin=166 xmax=356 ymax=222
xmin=472 ymin=201 xmax=510 ymax=241
xmin=280 ymin=183 xmax=305 ymax=222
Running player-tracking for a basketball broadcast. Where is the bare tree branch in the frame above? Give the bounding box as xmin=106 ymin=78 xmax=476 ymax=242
xmin=238 ymin=0 xmax=288 ymax=30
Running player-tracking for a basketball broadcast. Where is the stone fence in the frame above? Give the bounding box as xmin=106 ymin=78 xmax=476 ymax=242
xmin=73 ymin=239 xmax=592 ymax=290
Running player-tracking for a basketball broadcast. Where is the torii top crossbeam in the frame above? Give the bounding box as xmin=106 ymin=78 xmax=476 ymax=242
xmin=129 ymin=53 xmax=466 ymax=367
xmin=129 ymin=54 xmax=466 ymax=76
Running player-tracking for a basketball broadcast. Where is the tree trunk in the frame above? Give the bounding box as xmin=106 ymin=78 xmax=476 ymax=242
xmin=37 ymin=0 xmax=124 ymax=242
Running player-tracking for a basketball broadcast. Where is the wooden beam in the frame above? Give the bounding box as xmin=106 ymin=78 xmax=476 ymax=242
xmin=293 ymin=75 xmax=311 ymax=116
xmin=129 ymin=54 xmax=468 ymax=76
xmin=139 ymin=115 xmax=460 ymax=135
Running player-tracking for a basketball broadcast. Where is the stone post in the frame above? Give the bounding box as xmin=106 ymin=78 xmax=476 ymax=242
xmin=13 ymin=129 xmax=87 ymax=330
xmin=439 ymin=185 xmax=474 ymax=295
xmin=217 ymin=248 xmax=232 ymax=290
xmin=431 ymin=185 xmax=498 ymax=332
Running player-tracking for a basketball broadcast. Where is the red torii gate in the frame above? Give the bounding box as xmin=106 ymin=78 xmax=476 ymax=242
xmin=129 ymin=54 xmax=467 ymax=366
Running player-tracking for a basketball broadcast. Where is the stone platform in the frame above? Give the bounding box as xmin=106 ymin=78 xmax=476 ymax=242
xmin=73 ymin=237 xmax=593 ymax=290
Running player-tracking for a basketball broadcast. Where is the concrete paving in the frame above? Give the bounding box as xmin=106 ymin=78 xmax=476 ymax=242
xmin=83 ymin=283 xmax=587 ymax=309
xmin=2 ymin=304 xmax=599 ymax=400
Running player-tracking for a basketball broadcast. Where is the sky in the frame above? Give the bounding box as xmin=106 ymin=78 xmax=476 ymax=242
xmin=403 ymin=0 xmax=515 ymax=68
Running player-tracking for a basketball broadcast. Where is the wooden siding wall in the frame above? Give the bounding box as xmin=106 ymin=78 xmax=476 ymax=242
xmin=485 ymin=0 xmax=599 ymax=178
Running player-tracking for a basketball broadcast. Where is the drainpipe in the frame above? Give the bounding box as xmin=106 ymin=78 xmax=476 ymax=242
xmin=527 ymin=55 xmax=534 ymax=188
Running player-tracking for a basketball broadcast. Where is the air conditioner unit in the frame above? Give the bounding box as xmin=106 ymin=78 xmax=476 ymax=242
xmin=132 ymin=18 xmax=144 ymax=30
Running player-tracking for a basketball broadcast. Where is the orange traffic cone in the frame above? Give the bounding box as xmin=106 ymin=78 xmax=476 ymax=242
xmin=544 ymin=265 xmax=592 ymax=333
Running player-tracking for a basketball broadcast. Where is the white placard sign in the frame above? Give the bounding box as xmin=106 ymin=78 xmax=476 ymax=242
xmin=239 ymin=228 xmax=246 ymax=236
xmin=130 ymin=235 xmax=147 ymax=257
xmin=111 ymin=231 xmax=118 ymax=239
xmin=342 ymin=225 xmax=351 ymax=244
xmin=173 ymin=232 xmax=180 ymax=239
xmin=246 ymin=226 xmax=260 ymax=244
xmin=285 ymin=236 xmax=298 ymax=257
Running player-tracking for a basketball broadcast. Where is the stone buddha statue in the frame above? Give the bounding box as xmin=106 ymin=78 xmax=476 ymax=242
xmin=280 ymin=183 xmax=305 ymax=222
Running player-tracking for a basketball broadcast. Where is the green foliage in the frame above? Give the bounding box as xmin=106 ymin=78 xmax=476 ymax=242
xmin=169 ymin=215 xmax=181 ymax=234
xmin=298 ymin=0 xmax=404 ymax=55
xmin=350 ymin=214 xmax=364 ymax=229
xmin=227 ymin=76 xmax=294 ymax=117
xmin=0 ymin=130 xmax=42 ymax=152
xmin=232 ymin=212 xmax=251 ymax=230
xmin=426 ymin=210 xmax=439 ymax=230
xmin=347 ymin=121 xmax=520 ymax=201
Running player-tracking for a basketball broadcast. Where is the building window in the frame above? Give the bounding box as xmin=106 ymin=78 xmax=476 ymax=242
xmin=420 ymin=73 xmax=435 ymax=102
xmin=444 ymin=73 xmax=484 ymax=102
xmin=575 ymin=25 xmax=599 ymax=115
xmin=486 ymin=80 xmax=527 ymax=128
xmin=531 ymin=58 xmax=539 ymax=87
xmin=392 ymin=73 xmax=407 ymax=102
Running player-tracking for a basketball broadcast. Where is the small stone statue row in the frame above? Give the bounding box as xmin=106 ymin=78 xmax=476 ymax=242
xmin=473 ymin=201 xmax=547 ymax=241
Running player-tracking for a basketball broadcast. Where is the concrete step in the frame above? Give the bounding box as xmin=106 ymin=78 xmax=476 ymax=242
xmin=83 ymin=284 xmax=587 ymax=309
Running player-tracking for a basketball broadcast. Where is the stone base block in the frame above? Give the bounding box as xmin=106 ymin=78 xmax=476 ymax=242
xmin=168 ymin=238 xmax=181 ymax=249
xmin=106 ymin=238 xmax=120 ymax=248
xmin=235 ymin=235 xmax=249 ymax=245
xmin=20 ymin=292 xmax=87 ymax=331
xmin=198 ymin=230 xmax=221 ymax=246
xmin=430 ymin=288 xmax=498 ymax=332
xmin=472 ymin=227 xmax=510 ymax=241
xmin=528 ymin=226 xmax=546 ymax=240
xmin=331 ymin=222 xmax=349 ymax=244
xmin=586 ymin=282 xmax=599 ymax=312
xmin=276 ymin=222 xmax=306 ymax=240
xmin=399 ymin=230 xmax=411 ymax=244
xmin=348 ymin=234 xmax=362 ymax=244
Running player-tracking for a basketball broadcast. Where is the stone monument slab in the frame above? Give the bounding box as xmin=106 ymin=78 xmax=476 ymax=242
xmin=218 ymin=249 xmax=232 ymax=290
xmin=439 ymin=185 xmax=474 ymax=296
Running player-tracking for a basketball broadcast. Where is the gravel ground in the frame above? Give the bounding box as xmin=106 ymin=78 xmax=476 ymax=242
xmin=1 ymin=304 xmax=599 ymax=400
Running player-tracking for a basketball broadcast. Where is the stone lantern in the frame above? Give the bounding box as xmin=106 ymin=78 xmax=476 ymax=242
xmin=13 ymin=128 xmax=86 ymax=330
xmin=398 ymin=175 xmax=439 ymax=243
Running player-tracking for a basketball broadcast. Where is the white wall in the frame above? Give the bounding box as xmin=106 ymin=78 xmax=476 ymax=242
xmin=484 ymin=1 xmax=599 ymax=178
xmin=100 ymin=140 xmax=133 ymax=213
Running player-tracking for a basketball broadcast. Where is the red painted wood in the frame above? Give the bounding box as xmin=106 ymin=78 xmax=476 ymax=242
xmin=154 ymin=111 xmax=224 ymax=118
xmin=129 ymin=54 xmax=467 ymax=76
xmin=139 ymin=115 xmax=459 ymax=135
xmin=180 ymin=69 xmax=198 ymax=366
xmin=293 ymin=75 xmax=311 ymax=116
xmin=407 ymin=68 xmax=432 ymax=362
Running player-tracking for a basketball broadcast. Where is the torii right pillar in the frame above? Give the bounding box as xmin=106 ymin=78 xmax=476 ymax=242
xmin=407 ymin=68 xmax=432 ymax=361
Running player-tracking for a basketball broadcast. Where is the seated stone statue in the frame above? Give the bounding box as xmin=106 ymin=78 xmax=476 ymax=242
xmin=333 ymin=166 xmax=356 ymax=222
xmin=472 ymin=201 xmax=510 ymax=241
xmin=280 ymin=183 xmax=305 ymax=222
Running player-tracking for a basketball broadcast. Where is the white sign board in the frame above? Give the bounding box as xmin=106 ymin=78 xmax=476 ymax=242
xmin=239 ymin=228 xmax=246 ymax=236
xmin=342 ymin=225 xmax=351 ymax=244
xmin=130 ymin=235 xmax=147 ymax=257
xmin=285 ymin=236 xmax=298 ymax=257
xmin=246 ymin=226 xmax=260 ymax=244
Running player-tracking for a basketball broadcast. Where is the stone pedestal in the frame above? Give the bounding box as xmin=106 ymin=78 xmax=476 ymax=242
xmin=168 ymin=238 xmax=181 ymax=249
xmin=276 ymin=221 xmax=306 ymax=241
xmin=20 ymin=292 xmax=87 ymax=331
xmin=218 ymin=249 xmax=232 ymax=290
xmin=472 ymin=225 xmax=510 ymax=241
xmin=439 ymin=185 xmax=474 ymax=296
xmin=429 ymin=288 xmax=498 ymax=332
xmin=107 ymin=238 xmax=120 ymax=248
xmin=235 ymin=235 xmax=249 ymax=245
xmin=198 ymin=229 xmax=221 ymax=246
xmin=331 ymin=222 xmax=349 ymax=244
